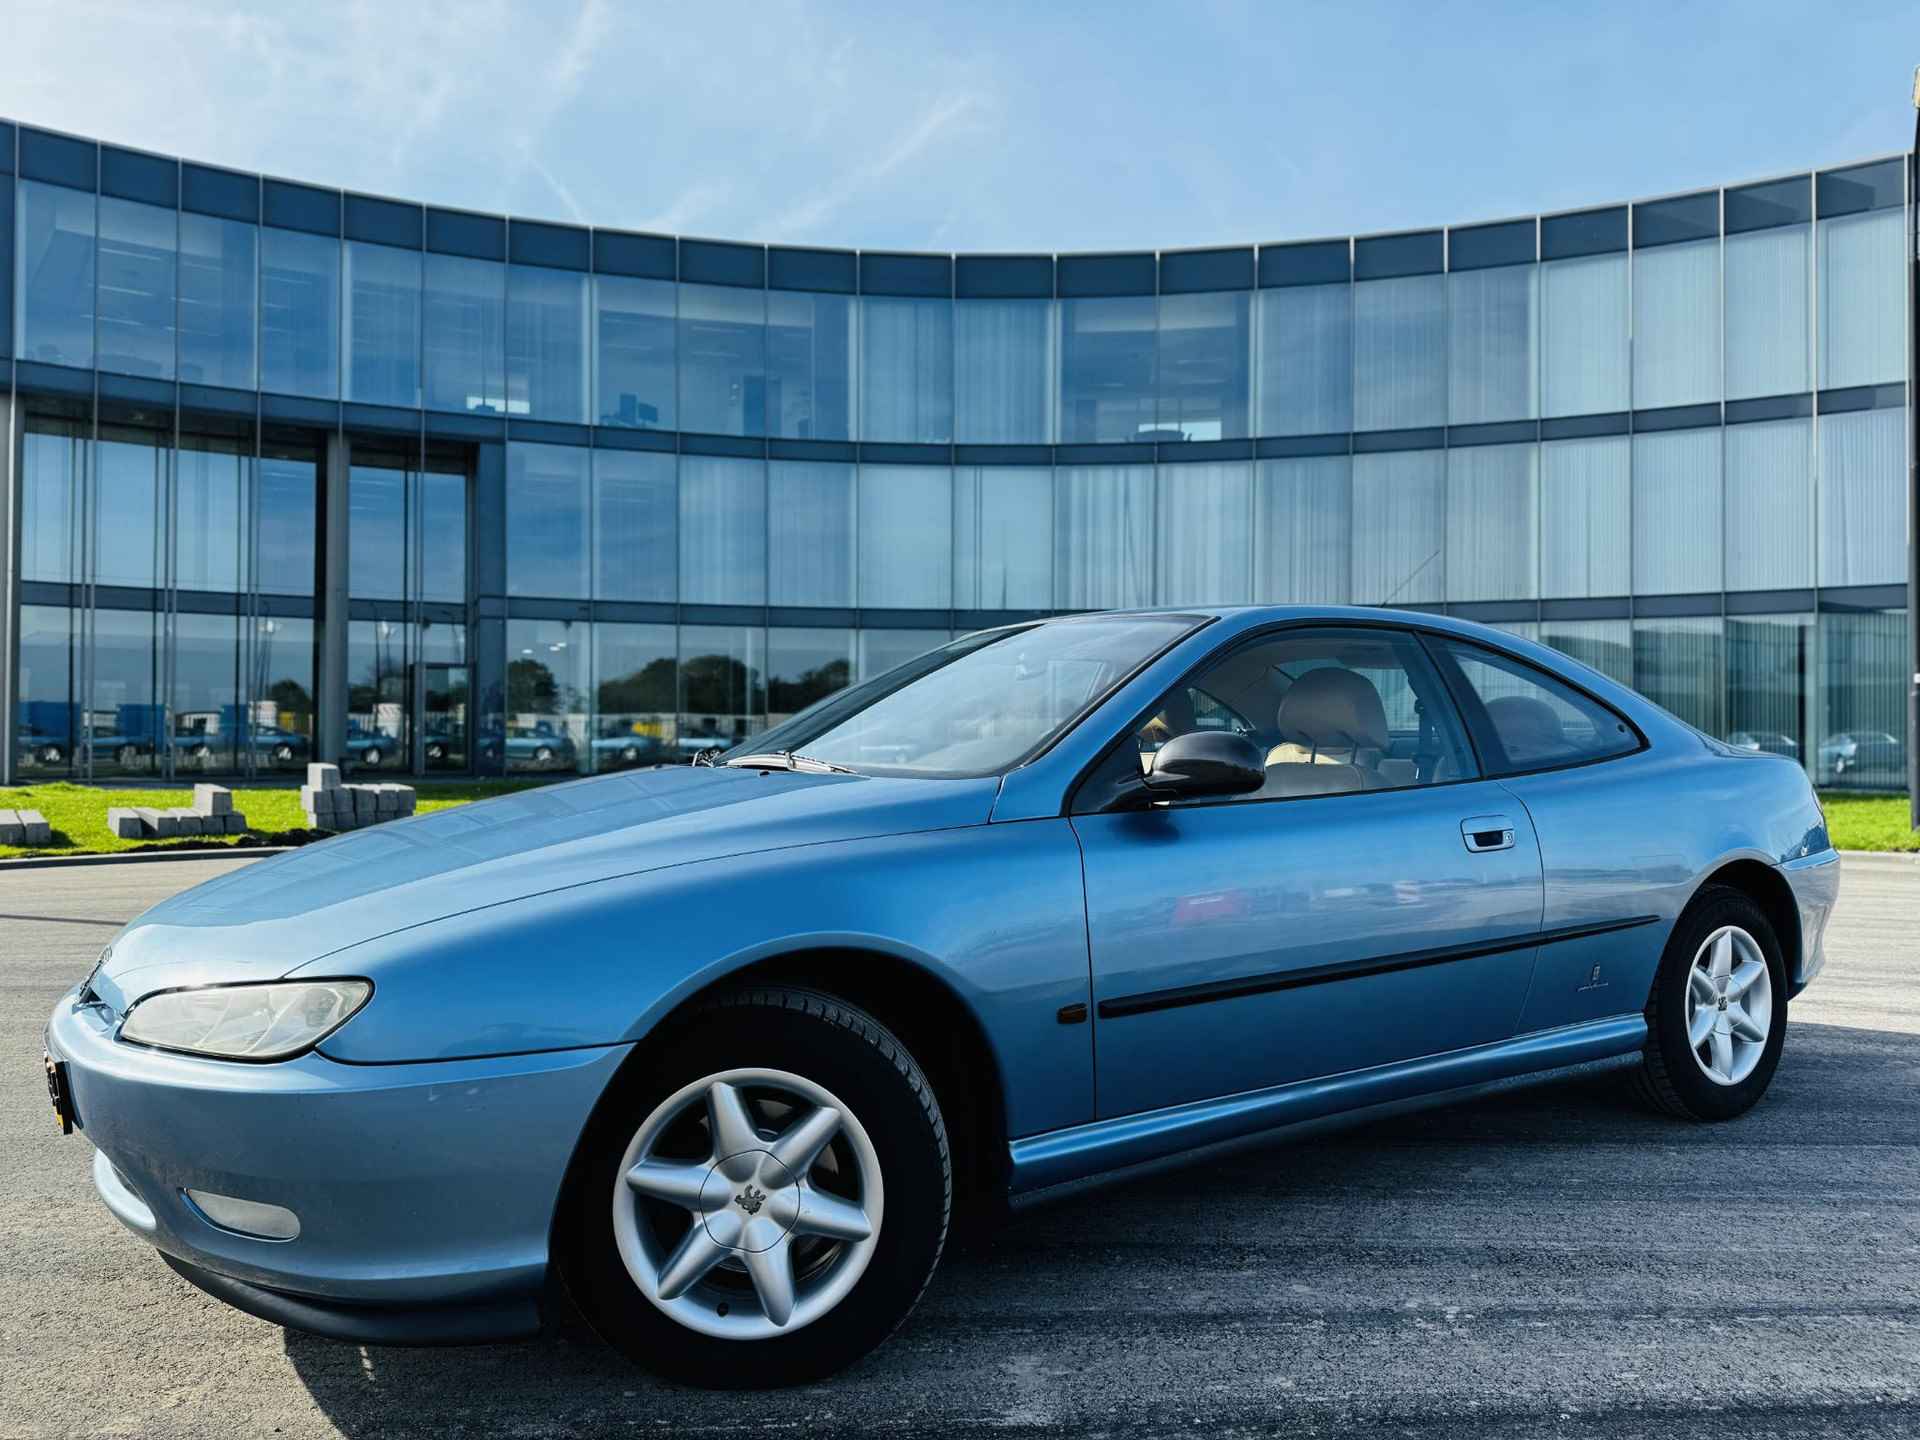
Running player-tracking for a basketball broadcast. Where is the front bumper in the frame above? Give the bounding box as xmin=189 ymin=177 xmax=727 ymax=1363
xmin=46 ymin=985 xmax=628 ymax=1341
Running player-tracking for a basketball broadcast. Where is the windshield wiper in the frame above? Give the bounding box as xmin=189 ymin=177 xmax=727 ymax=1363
xmin=722 ymin=750 xmax=859 ymax=775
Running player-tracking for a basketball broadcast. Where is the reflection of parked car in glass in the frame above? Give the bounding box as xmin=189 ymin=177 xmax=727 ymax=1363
xmin=346 ymin=724 xmax=400 ymax=768
xmin=1818 ymin=729 xmax=1903 ymax=781
xmin=478 ymin=721 xmax=579 ymax=770
xmin=247 ymin=725 xmax=312 ymax=764
xmin=592 ymin=723 xmax=668 ymax=769
xmin=17 ymin=722 xmax=71 ymax=766
xmin=1729 ymin=730 xmax=1799 ymax=760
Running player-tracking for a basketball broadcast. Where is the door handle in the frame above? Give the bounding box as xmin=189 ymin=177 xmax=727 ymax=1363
xmin=1461 ymin=815 xmax=1516 ymax=853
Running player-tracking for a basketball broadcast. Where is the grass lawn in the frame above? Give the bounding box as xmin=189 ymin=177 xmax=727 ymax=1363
xmin=0 ymin=779 xmax=547 ymax=860
xmin=1819 ymin=792 xmax=1920 ymax=854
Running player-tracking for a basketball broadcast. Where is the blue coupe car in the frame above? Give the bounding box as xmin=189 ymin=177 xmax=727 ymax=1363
xmin=44 ymin=607 xmax=1840 ymax=1386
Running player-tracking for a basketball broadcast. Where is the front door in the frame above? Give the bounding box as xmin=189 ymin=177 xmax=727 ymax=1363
xmin=1070 ymin=625 xmax=1546 ymax=1119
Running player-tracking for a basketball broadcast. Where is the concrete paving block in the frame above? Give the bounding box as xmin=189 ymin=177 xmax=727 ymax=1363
xmin=375 ymin=785 xmax=401 ymax=813
xmin=0 ymin=811 xmax=23 ymax=845
xmin=192 ymin=783 xmax=233 ymax=816
xmin=307 ymin=762 xmax=342 ymax=791
xmin=19 ymin=810 xmax=52 ymax=844
xmin=223 ymin=812 xmax=248 ymax=834
xmin=108 ymin=808 xmax=145 ymax=839
xmin=133 ymin=807 xmax=169 ymax=837
xmin=300 ymin=784 xmax=337 ymax=813
xmin=172 ymin=810 xmax=203 ymax=837
xmin=352 ymin=786 xmax=377 ymax=816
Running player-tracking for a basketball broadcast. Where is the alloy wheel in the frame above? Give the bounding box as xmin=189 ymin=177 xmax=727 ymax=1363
xmin=611 ymin=1067 xmax=883 ymax=1341
xmin=1683 ymin=925 xmax=1772 ymax=1086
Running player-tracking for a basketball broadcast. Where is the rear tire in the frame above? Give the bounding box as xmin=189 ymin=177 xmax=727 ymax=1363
xmin=1632 ymin=885 xmax=1788 ymax=1122
xmin=563 ymin=987 xmax=951 ymax=1387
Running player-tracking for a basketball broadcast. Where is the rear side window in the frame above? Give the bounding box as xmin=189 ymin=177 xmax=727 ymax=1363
xmin=1439 ymin=640 xmax=1639 ymax=774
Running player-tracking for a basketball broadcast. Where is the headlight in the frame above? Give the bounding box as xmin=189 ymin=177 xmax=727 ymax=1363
xmin=119 ymin=980 xmax=372 ymax=1061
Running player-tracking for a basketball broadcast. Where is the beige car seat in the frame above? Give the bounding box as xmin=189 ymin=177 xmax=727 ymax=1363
xmin=1259 ymin=668 xmax=1390 ymax=797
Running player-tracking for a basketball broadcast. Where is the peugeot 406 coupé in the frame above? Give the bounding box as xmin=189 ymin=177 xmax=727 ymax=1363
xmin=44 ymin=607 xmax=1840 ymax=1386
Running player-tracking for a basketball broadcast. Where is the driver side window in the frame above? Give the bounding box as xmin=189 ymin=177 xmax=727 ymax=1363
xmin=1121 ymin=627 xmax=1478 ymax=804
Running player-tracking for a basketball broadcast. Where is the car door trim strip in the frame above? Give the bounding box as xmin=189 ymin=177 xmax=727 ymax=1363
xmin=1094 ymin=914 xmax=1661 ymax=1019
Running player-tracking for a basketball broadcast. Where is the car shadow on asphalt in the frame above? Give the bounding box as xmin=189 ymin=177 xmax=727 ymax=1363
xmin=278 ymin=1022 xmax=1913 ymax=1435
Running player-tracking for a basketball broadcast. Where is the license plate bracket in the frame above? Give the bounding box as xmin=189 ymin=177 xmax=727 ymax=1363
xmin=44 ymin=1051 xmax=77 ymax=1134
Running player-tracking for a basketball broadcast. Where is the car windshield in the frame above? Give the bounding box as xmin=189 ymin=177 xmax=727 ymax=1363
xmin=725 ymin=615 xmax=1200 ymax=777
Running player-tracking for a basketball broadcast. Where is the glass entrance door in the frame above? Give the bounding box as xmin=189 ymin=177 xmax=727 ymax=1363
xmin=420 ymin=662 xmax=470 ymax=772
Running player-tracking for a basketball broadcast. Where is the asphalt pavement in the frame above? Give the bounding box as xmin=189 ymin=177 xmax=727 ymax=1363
xmin=2 ymin=851 xmax=1917 ymax=1438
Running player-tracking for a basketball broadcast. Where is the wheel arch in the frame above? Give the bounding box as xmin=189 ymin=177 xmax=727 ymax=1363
xmin=1689 ymin=857 xmax=1802 ymax=984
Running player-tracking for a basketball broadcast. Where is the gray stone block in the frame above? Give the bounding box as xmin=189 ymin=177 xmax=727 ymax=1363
xmin=307 ymin=762 xmax=342 ymax=791
xmin=172 ymin=810 xmax=203 ymax=836
xmin=300 ymin=784 xmax=336 ymax=813
xmin=0 ymin=810 xmax=23 ymax=845
xmin=133 ymin=807 xmax=169 ymax=837
xmin=192 ymin=783 xmax=233 ymax=816
xmin=108 ymin=808 xmax=145 ymax=840
xmin=19 ymin=810 xmax=52 ymax=844
xmin=352 ymin=786 xmax=377 ymax=816
xmin=375 ymin=785 xmax=401 ymax=813
xmin=223 ymin=812 xmax=248 ymax=834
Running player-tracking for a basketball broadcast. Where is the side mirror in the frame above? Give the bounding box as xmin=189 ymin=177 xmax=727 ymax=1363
xmin=1140 ymin=731 xmax=1266 ymax=801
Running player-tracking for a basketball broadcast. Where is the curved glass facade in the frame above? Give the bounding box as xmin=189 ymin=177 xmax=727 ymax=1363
xmin=0 ymin=120 xmax=1911 ymax=790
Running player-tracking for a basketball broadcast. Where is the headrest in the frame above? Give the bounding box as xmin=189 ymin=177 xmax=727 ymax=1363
xmin=1274 ymin=668 xmax=1389 ymax=753
xmin=1485 ymin=695 xmax=1565 ymax=759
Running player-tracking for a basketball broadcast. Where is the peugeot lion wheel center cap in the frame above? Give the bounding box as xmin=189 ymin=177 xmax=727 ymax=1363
xmin=698 ymin=1151 xmax=800 ymax=1254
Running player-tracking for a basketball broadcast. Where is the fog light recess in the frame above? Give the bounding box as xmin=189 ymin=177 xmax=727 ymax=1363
xmin=183 ymin=1189 xmax=301 ymax=1241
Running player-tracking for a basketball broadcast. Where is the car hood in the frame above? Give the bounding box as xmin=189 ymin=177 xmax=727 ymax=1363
xmin=88 ymin=766 xmax=1000 ymax=1010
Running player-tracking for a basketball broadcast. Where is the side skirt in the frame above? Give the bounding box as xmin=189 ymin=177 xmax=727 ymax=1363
xmin=1007 ymin=1014 xmax=1647 ymax=1203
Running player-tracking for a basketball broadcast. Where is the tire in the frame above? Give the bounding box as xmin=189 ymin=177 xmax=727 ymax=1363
xmin=273 ymin=744 xmax=294 ymax=762
xmin=564 ymin=987 xmax=951 ymax=1388
xmin=1632 ymin=884 xmax=1788 ymax=1122
xmin=115 ymin=745 xmax=137 ymax=766
xmin=534 ymin=745 xmax=555 ymax=765
xmin=362 ymin=748 xmax=383 ymax=768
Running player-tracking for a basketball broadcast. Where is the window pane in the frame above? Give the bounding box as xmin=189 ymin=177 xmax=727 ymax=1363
xmin=1132 ymin=626 xmax=1475 ymax=800
xmin=1539 ymin=617 xmax=1632 ymax=686
xmin=1447 ymin=264 xmax=1536 ymax=423
xmin=20 ymin=421 xmax=83 ymax=583
xmin=1055 ymin=463 xmax=1154 ymax=608
xmin=260 ymin=226 xmax=340 ymax=398
xmin=1353 ymin=274 xmax=1444 ymax=431
xmin=679 ymin=624 xmax=764 ymax=748
xmin=1633 ymin=428 xmax=1722 ymax=594
xmin=679 ymin=455 xmax=765 ymax=604
xmin=1446 ymin=443 xmax=1536 ymax=601
xmin=1256 ymin=283 xmax=1352 ymax=436
xmin=15 ymin=180 xmax=95 ymax=368
xmin=1351 ymin=449 xmax=1444 ymax=605
xmin=1818 ymin=208 xmax=1904 ymax=388
xmin=506 ymin=442 xmax=589 ymax=598
xmin=420 ymin=467 xmax=467 ymax=603
xmin=1443 ymin=639 xmax=1639 ymax=771
xmin=503 ymin=618 xmax=587 ymax=774
xmin=1540 ymin=435 xmax=1629 ymax=598
xmin=506 ymin=264 xmax=588 ymax=422
xmin=1725 ymin=225 xmax=1809 ymax=400
xmin=97 ymin=197 xmax=176 ymax=380
xmin=856 ymin=629 xmax=950 ymax=681
xmin=1727 ymin=614 xmax=1810 ymax=761
xmin=593 ymin=449 xmax=675 ymax=602
xmin=423 ymin=253 xmax=503 ymax=414
xmin=952 ymin=465 xmax=1052 ymax=610
xmin=679 ymin=283 xmax=765 ymax=436
xmin=593 ymin=621 xmax=677 ymax=769
xmin=1633 ymin=238 xmax=1720 ymax=408
xmin=344 ymin=241 xmax=421 ymax=407
xmin=769 ymin=460 xmax=854 ymax=606
xmin=1156 ymin=461 xmax=1250 ymax=604
xmin=250 ymin=615 xmax=315 ymax=774
xmin=349 ymin=464 xmax=407 ymax=601
xmin=1254 ymin=455 xmax=1350 ymax=603
xmin=1158 ymin=290 xmax=1251 ymax=440
xmin=17 ymin=603 xmax=77 ymax=777
xmin=91 ymin=608 xmax=160 ymax=777
xmin=175 ymin=441 xmax=244 ymax=593
xmin=1725 ymin=418 xmax=1811 ymax=590
xmin=767 ymin=290 xmax=853 ymax=441
xmin=955 ymin=298 xmax=1053 ymax=443
xmin=1541 ymin=253 xmax=1627 ymax=417
xmin=1059 ymin=295 xmax=1156 ymax=443
xmin=258 ymin=451 xmax=317 ymax=597
xmin=95 ymin=433 xmax=164 ymax=589
xmin=1632 ymin=617 xmax=1724 ymax=735
xmin=171 ymin=612 xmax=239 ymax=774
xmin=859 ymin=464 xmax=952 ymax=608
xmin=594 ymin=273 xmax=674 ymax=429
xmin=1815 ymin=608 xmax=1907 ymax=789
xmin=861 ymin=296 xmax=953 ymax=443
xmin=767 ymin=627 xmax=854 ymax=724
xmin=1817 ymin=407 xmax=1904 ymax=587
xmin=178 ymin=212 xmax=256 ymax=390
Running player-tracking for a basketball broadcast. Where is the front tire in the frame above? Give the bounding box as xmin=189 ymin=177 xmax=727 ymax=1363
xmin=564 ymin=988 xmax=951 ymax=1387
xmin=1633 ymin=885 xmax=1788 ymax=1122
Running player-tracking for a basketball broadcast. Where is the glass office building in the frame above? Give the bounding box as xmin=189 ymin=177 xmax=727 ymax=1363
xmin=1 ymin=121 xmax=1911 ymax=789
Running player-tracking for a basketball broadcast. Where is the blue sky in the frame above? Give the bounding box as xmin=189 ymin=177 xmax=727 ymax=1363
xmin=5 ymin=1 xmax=1914 ymax=251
